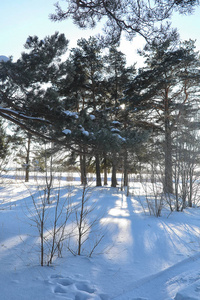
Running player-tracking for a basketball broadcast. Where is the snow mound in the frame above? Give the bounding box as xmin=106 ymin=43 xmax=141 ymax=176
xmin=175 ymin=279 xmax=200 ymax=300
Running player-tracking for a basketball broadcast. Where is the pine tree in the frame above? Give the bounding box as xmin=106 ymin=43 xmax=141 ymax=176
xmin=0 ymin=33 xmax=69 ymax=140
xmin=125 ymin=39 xmax=200 ymax=194
xmin=50 ymin=0 xmax=198 ymax=44
xmin=104 ymin=47 xmax=138 ymax=186
xmin=59 ymin=37 xmax=106 ymax=186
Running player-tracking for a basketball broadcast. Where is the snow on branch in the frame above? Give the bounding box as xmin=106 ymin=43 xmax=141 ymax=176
xmin=64 ymin=110 xmax=79 ymax=119
xmin=0 ymin=107 xmax=51 ymax=124
xmin=0 ymin=111 xmax=52 ymax=141
xmin=63 ymin=129 xmax=72 ymax=135
xmin=112 ymin=120 xmax=121 ymax=125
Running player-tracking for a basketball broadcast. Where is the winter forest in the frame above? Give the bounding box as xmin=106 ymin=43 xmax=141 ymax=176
xmin=1 ymin=1 xmax=200 ymax=299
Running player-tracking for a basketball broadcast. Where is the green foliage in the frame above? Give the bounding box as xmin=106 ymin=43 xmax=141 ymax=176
xmin=2 ymin=30 xmax=200 ymax=190
xmin=125 ymin=38 xmax=200 ymax=193
xmin=50 ymin=0 xmax=198 ymax=44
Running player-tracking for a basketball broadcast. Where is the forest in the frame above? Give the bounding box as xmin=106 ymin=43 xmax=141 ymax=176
xmin=0 ymin=31 xmax=200 ymax=212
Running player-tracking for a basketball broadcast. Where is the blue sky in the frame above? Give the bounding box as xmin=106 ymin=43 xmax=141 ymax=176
xmin=1 ymin=0 xmax=200 ymax=66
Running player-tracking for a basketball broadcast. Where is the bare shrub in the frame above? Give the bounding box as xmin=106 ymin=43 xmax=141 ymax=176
xmin=25 ymin=184 xmax=72 ymax=266
xmin=68 ymin=183 xmax=105 ymax=257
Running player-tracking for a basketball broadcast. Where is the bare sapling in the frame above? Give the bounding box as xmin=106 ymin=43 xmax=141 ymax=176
xmin=140 ymin=162 xmax=164 ymax=217
xmin=47 ymin=185 xmax=72 ymax=265
xmin=28 ymin=187 xmax=48 ymax=266
xmin=72 ymin=183 xmax=105 ymax=256
xmin=25 ymin=183 xmax=72 ymax=266
xmin=77 ymin=184 xmax=89 ymax=255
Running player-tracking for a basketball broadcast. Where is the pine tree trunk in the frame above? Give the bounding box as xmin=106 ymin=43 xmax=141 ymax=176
xmin=181 ymin=169 xmax=187 ymax=210
xmin=188 ymin=167 xmax=193 ymax=207
xmin=80 ymin=153 xmax=87 ymax=185
xmin=104 ymin=165 xmax=108 ymax=186
xmin=25 ymin=134 xmax=31 ymax=182
xmin=111 ymin=157 xmax=117 ymax=187
xmin=123 ymin=150 xmax=128 ymax=187
xmin=164 ymin=110 xmax=173 ymax=194
xmin=95 ymin=154 xmax=102 ymax=186
xmin=103 ymin=154 xmax=108 ymax=185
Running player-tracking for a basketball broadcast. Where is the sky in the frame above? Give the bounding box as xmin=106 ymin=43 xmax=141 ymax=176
xmin=1 ymin=0 xmax=200 ymax=67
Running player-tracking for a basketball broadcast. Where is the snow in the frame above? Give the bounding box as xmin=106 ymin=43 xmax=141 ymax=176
xmin=82 ymin=130 xmax=89 ymax=136
xmin=64 ymin=110 xmax=79 ymax=119
xmin=0 ymin=55 xmax=9 ymax=62
xmin=63 ymin=129 xmax=72 ymax=135
xmin=175 ymin=280 xmax=200 ymax=300
xmin=80 ymin=127 xmax=89 ymax=136
xmin=115 ymin=133 xmax=126 ymax=142
xmin=0 ymin=107 xmax=49 ymax=122
xmin=111 ymin=128 xmax=120 ymax=132
xmin=112 ymin=121 xmax=121 ymax=125
xmin=0 ymin=173 xmax=200 ymax=300
xmin=90 ymin=114 xmax=96 ymax=120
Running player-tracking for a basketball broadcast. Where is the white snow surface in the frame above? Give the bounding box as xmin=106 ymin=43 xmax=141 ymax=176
xmin=1 ymin=173 xmax=200 ymax=300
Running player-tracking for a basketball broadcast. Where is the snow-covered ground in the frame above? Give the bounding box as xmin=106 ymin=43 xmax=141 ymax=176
xmin=1 ymin=173 xmax=200 ymax=300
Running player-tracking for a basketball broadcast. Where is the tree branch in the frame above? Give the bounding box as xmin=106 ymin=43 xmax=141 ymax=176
xmin=0 ymin=107 xmax=51 ymax=124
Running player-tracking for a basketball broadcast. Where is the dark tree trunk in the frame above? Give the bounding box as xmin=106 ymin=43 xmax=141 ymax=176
xmin=188 ymin=167 xmax=193 ymax=207
xmin=103 ymin=154 xmax=108 ymax=185
xmin=111 ymin=157 xmax=117 ymax=187
xmin=164 ymin=104 xmax=173 ymax=194
xmin=95 ymin=154 xmax=102 ymax=186
xmin=123 ymin=150 xmax=128 ymax=187
xmin=104 ymin=166 xmax=108 ymax=186
xmin=80 ymin=153 xmax=87 ymax=185
xmin=25 ymin=134 xmax=31 ymax=182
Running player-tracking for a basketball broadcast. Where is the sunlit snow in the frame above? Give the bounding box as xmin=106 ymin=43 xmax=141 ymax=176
xmin=0 ymin=172 xmax=200 ymax=300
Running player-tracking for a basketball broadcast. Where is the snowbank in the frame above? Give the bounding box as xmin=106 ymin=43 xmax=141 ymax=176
xmin=175 ymin=280 xmax=200 ymax=300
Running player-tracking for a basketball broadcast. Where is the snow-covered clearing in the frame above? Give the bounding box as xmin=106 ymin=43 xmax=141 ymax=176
xmin=0 ymin=173 xmax=200 ymax=300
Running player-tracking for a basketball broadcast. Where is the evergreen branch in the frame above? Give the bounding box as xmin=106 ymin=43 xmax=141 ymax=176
xmin=0 ymin=111 xmax=52 ymax=141
xmin=0 ymin=107 xmax=51 ymax=124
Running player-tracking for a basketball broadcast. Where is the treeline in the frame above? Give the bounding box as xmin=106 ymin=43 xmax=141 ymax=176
xmin=0 ymin=33 xmax=200 ymax=202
